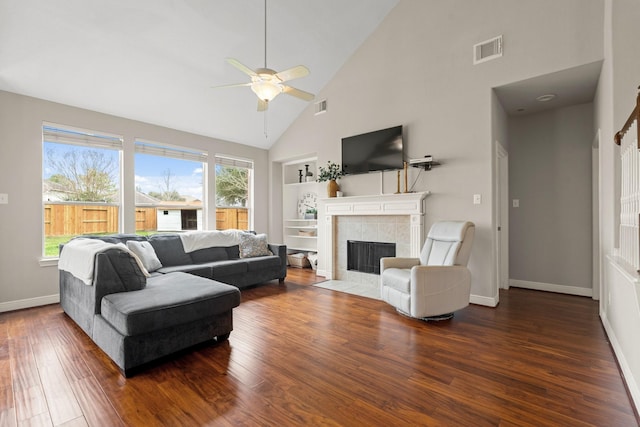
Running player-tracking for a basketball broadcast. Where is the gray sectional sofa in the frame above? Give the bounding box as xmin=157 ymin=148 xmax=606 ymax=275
xmin=59 ymin=232 xmax=287 ymax=376
xmin=144 ymin=233 xmax=287 ymax=287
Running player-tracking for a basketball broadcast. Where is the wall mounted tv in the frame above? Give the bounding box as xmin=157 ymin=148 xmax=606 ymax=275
xmin=341 ymin=125 xmax=404 ymax=175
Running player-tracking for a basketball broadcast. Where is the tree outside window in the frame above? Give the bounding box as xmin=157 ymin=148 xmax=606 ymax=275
xmin=215 ymin=156 xmax=252 ymax=231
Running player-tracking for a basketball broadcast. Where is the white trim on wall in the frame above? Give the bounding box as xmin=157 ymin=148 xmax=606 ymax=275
xmin=0 ymin=294 xmax=60 ymax=313
xmin=602 ymin=255 xmax=640 ymax=412
xmin=509 ymin=279 xmax=593 ymax=297
xmin=470 ymin=294 xmax=499 ymax=307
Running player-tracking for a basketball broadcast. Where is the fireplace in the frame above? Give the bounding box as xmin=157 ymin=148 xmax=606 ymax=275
xmin=318 ymin=191 xmax=429 ymax=281
xmin=347 ymin=240 xmax=396 ymax=274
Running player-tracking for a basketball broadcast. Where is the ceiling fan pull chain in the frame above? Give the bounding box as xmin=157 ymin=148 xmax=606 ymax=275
xmin=264 ymin=109 xmax=268 ymax=139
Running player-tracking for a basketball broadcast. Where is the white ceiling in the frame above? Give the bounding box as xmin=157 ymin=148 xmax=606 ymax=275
xmin=0 ymin=0 xmax=398 ymax=149
xmin=494 ymin=61 xmax=602 ymax=116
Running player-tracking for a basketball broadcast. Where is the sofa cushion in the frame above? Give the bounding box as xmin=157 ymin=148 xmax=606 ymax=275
xmin=126 ymin=240 xmax=163 ymax=272
xmin=226 ymin=245 xmax=240 ymax=260
xmin=239 ymin=233 xmax=271 ymax=258
xmin=100 ymin=272 xmax=240 ymax=336
xmin=208 ymin=259 xmax=248 ymax=278
xmin=155 ymin=264 xmax=212 ymax=278
xmin=148 ymin=234 xmax=192 ymax=266
xmin=243 ymin=255 xmax=281 ymax=272
xmin=190 ymin=246 xmax=230 ymax=264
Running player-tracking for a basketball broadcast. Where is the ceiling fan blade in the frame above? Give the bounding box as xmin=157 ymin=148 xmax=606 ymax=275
xmin=274 ymin=65 xmax=310 ymax=82
xmin=210 ymin=82 xmax=252 ymax=89
xmin=226 ymin=58 xmax=257 ymax=76
xmin=282 ymin=85 xmax=315 ymax=101
xmin=257 ymin=99 xmax=269 ymax=112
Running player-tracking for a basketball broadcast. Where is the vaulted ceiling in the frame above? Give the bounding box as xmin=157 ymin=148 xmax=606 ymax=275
xmin=0 ymin=0 xmax=398 ymax=149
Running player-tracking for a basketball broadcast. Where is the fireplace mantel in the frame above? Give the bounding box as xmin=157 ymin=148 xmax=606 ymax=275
xmin=321 ymin=191 xmax=430 ymax=216
xmin=318 ymin=192 xmax=430 ymax=279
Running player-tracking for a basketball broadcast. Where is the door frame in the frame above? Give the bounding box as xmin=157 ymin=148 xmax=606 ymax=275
xmin=495 ymin=142 xmax=509 ymax=294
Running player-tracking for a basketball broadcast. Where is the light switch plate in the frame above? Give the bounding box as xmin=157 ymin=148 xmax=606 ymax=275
xmin=0 ymin=193 xmax=7 ymax=204
xmin=513 ymin=199 xmax=519 ymax=208
xmin=473 ymin=194 xmax=481 ymax=205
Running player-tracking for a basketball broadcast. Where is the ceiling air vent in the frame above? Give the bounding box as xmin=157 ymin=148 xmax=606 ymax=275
xmin=314 ymin=99 xmax=327 ymax=115
xmin=473 ymin=35 xmax=503 ymax=65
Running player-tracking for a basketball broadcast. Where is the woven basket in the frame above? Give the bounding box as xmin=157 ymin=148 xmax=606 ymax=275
xmin=287 ymin=254 xmax=311 ymax=268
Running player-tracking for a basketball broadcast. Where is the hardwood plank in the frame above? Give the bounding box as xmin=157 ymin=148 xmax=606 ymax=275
xmin=13 ymin=386 xmax=49 ymax=424
xmin=27 ymin=322 xmax=84 ymax=426
xmin=57 ymin=416 xmax=88 ymax=427
xmin=69 ymin=376 xmax=124 ymax=427
xmin=0 ymin=383 xmax=17 ymax=427
xmin=0 ymin=269 xmax=637 ymax=426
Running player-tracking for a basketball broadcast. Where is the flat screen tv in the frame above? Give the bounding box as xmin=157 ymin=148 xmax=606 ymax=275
xmin=341 ymin=125 xmax=404 ymax=175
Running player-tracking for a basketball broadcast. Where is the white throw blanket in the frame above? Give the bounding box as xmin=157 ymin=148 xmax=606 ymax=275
xmin=59 ymin=238 xmax=148 ymax=285
xmin=178 ymin=230 xmax=246 ymax=253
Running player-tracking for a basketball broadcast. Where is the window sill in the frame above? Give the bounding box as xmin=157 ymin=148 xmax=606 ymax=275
xmin=39 ymin=257 xmax=59 ymax=268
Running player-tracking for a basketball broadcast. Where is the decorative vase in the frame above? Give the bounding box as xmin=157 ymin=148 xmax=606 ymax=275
xmin=327 ymin=180 xmax=339 ymax=197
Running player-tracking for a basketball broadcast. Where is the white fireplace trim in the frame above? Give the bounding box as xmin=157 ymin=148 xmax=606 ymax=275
xmin=318 ymin=192 xmax=430 ymax=279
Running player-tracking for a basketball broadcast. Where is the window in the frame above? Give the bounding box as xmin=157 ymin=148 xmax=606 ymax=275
xmin=134 ymin=140 xmax=207 ymax=234
xmin=215 ymin=155 xmax=253 ymax=231
xmin=42 ymin=123 xmax=122 ymax=257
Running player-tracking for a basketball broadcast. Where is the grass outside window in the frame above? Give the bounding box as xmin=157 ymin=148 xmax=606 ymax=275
xmin=45 ymin=231 xmax=160 ymax=258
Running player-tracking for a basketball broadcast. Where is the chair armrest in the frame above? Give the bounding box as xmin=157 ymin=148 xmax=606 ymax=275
xmin=380 ymin=257 xmax=420 ymax=272
xmin=410 ymin=265 xmax=471 ymax=296
xmin=409 ymin=265 xmax=471 ymax=317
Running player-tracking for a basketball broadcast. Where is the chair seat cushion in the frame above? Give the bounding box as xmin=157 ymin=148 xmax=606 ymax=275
xmin=381 ymin=268 xmax=411 ymax=293
xmin=101 ymin=272 xmax=240 ymax=336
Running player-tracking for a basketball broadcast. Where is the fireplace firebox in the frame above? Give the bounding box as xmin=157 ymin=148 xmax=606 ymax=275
xmin=347 ymin=240 xmax=396 ymax=275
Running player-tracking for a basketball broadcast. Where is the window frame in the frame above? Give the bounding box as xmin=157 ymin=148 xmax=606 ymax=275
xmin=134 ymin=138 xmax=209 ymax=232
xmin=215 ymin=154 xmax=254 ymax=231
xmin=41 ymin=122 xmax=124 ymax=259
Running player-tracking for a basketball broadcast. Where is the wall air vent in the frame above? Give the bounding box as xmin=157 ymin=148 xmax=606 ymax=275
xmin=314 ymin=99 xmax=327 ymax=115
xmin=473 ymin=35 xmax=503 ymax=65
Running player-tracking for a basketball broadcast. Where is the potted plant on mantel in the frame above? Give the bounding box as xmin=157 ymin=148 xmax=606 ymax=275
xmin=317 ymin=161 xmax=345 ymax=197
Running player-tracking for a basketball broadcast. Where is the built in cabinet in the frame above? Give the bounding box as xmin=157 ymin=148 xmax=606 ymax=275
xmin=283 ymin=158 xmax=319 ymax=259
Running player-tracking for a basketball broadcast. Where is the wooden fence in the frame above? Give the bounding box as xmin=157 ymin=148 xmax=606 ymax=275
xmin=135 ymin=207 xmax=157 ymax=231
xmin=44 ymin=203 xmax=248 ymax=236
xmin=216 ymin=208 xmax=249 ymax=230
xmin=44 ymin=203 xmax=119 ymax=236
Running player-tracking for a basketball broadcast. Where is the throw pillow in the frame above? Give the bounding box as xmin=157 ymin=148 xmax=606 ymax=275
xmin=239 ymin=233 xmax=271 ymax=258
xmin=126 ymin=240 xmax=163 ymax=272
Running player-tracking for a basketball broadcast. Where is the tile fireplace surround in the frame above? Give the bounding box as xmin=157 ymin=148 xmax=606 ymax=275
xmin=317 ymin=192 xmax=430 ymax=282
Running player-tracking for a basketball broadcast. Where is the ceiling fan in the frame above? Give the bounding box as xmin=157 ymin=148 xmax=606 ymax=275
xmin=213 ymin=0 xmax=315 ymax=111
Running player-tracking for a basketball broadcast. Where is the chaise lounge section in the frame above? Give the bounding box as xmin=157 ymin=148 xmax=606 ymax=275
xmin=59 ymin=230 xmax=286 ymax=376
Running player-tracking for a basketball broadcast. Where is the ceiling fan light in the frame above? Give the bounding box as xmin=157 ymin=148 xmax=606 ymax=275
xmin=251 ymin=81 xmax=282 ymax=102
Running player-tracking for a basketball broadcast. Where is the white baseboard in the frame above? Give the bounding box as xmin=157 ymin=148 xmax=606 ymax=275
xmin=0 ymin=294 xmax=60 ymax=313
xmin=509 ymin=279 xmax=593 ymax=297
xmin=470 ymin=294 xmax=498 ymax=307
xmin=315 ymin=269 xmax=330 ymax=279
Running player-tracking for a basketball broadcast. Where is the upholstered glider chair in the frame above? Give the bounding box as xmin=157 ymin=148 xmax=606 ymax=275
xmin=380 ymin=221 xmax=475 ymax=320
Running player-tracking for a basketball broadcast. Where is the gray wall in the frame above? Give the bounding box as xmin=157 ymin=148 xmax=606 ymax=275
xmin=509 ymin=103 xmax=594 ymax=289
xmin=269 ymin=0 xmax=604 ymax=303
xmin=0 ymin=90 xmax=269 ymax=308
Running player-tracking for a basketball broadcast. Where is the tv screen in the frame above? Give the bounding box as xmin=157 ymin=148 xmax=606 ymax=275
xmin=341 ymin=125 xmax=404 ymax=175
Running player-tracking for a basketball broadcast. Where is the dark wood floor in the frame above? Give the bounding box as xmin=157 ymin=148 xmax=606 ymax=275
xmin=1 ymin=268 xmax=638 ymax=426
